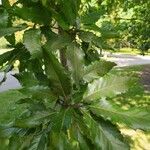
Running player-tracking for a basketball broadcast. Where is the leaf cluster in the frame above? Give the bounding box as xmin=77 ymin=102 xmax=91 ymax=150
xmin=0 ymin=0 xmax=149 ymax=149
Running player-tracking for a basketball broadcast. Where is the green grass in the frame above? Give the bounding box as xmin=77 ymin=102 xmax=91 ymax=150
xmin=115 ymin=48 xmax=150 ymax=56
xmin=110 ymin=65 xmax=150 ymax=150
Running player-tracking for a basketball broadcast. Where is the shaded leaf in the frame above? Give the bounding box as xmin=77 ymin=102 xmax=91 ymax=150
xmin=14 ymin=111 xmax=55 ymax=128
xmin=14 ymin=72 xmax=39 ymax=87
xmin=51 ymin=108 xmax=72 ymax=133
xmin=51 ymin=10 xmax=69 ymax=30
xmin=69 ymin=124 xmax=91 ymax=150
xmin=0 ymin=138 xmax=9 ymax=150
xmin=9 ymin=135 xmax=22 ymax=150
xmin=29 ymin=133 xmax=47 ymax=150
xmin=101 ymin=31 xmax=120 ymax=39
xmin=13 ymin=5 xmax=51 ymax=25
xmin=19 ymin=85 xmax=57 ymax=102
xmin=50 ymin=0 xmax=80 ymax=29
xmin=0 ymin=24 xmax=27 ymax=38
xmin=81 ymin=7 xmax=105 ymax=25
xmin=93 ymin=37 xmax=112 ymax=50
xmin=1 ymin=0 xmax=11 ymax=8
xmin=43 ymin=48 xmax=72 ymax=98
xmin=49 ymin=132 xmax=73 ymax=150
xmin=79 ymin=31 xmax=96 ymax=43
xmin=43 ymin=30 xmax=71 ymax=51
xmin=59 ymin=0 xmax=80 ymax=25
xmin=0 ymin=126 xmax=15 ymax=138
xmin=0 ymin=50 xmax=13 ymax=67
xmin=66 ymin=43 xmax=85 ymax=83
xmin=0 ymin=8 xmax=9 ymax=28
xmin=0 ymin=90 xmax=27 ymax=124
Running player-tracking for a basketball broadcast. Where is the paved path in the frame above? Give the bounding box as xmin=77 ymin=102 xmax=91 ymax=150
xmin=104 ymin=53 xmax=150 ymax=67
xmin=0 ymin=71 xmax=21 ymax=92
xmin=0 ymin=53 xmax=150 ymax=92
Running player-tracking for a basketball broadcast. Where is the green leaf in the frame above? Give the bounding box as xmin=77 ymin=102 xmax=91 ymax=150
xmin=0 ymin=47 xmax=26 ymax=72
xmin=69 ymin=124 xmax=91 ymax=150
xmin=43 ymin=30 xmax=71 ymax=51
xmin=49 ymin=132 xmax=73 ymax=150
xmin=9 ymin=135 xmax=22 ymax=150
xmin=78 ymin=111 xmax=129 ymax=150
xmin=8 ymin=134 xmax=34 ymax=150
xmin=81 ymin=7 xmax=105 ymax=25
xmin=83 ymin=60 xmax=116 ymax=82
xmin=14 ymin=111 xmax=55 ymax=128
xmin=13 ymin=5 xmax=51 ymax=25
xmin=0 ymin=8 xmax=9 ymax=28
xmin=0 ymin=50 xmax=13 ymax=67
xmin=82 ymin=24 xmax=101 ymax=32
xmin=79 ymin=31 xmax=96 ymax=43
xmin=19 ymin=85 xmax=57 ymax=102
xmin=28 ymin=133 xmax=47 ymax=150
xmin=0 ymin=126 xmax=15 ymax=138
xmin=51 ymin=108 xmax=72 ymax=133
xmin=90 ymin=99 xmax=150 ymax=130
xmin=51 ymin=10 xmax=69 ymax=30
xmin=40 ymin=0 xmax=47 ymax=7
xmin=23 ymin=29 xmax=42 ymax=59
xmin=0 ymin=24 xmax=27 ymax=38
xmin=5 ymin=33 xmax=16 ymax=46
xmin=100 ymin=22 xmax=120 ymax=39
xmin=0 ymin=138 xmax=9 ymax=150
xmin=79 ymin=31 xmax=112 ymax=50
xmin=1 ymin=0 xmax=11 ymax=8
xmin=14 ymin=72 xmax=39 ymax=87
xmin=43 ymin=48 xmax=72 ymax=98
xmin=66 ymin=43 xmax=85 ymax=84
xmin=0 ymin=90 xmax=27 ymax=124
xmin=83 ymin=75 xmax=128 ymax=101
xmin=50 ymin=0 xmax=80 ymax=29
xmin=101 ymin=31 xmax=120 ymax=39
xmin=0 ymin=8 xmax=16 ymax=45
xmin=93 ymin=37 xmax=112 ymax=50
xmin=59 ymin=0 xmax=80 ymax=25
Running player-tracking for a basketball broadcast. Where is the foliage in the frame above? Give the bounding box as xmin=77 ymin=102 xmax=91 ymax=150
xmin=0 ymin=0 xmax=150 ymax=149
xmin=103 ymin=0 xmax=150 ymax=54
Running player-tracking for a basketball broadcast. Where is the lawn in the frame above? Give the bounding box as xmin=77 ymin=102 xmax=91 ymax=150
xmin=110 ymin=65 xmax=150 ymax=150
xmin=115 ymin=48 xmax=150 ymax=56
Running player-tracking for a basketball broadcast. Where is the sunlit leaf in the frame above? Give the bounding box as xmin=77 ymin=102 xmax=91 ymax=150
xmin=83 ymin=75 xmax=129 ymax=101
xmin=23 ymin=29 xmax=42 ymax=59
xmin=83 ymin=60 xmax=116 ymax=82
xmin=77 ymin=111 xmax=129 ymax=150
xmin=90 ymin=99 xmax=150 ymax=130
